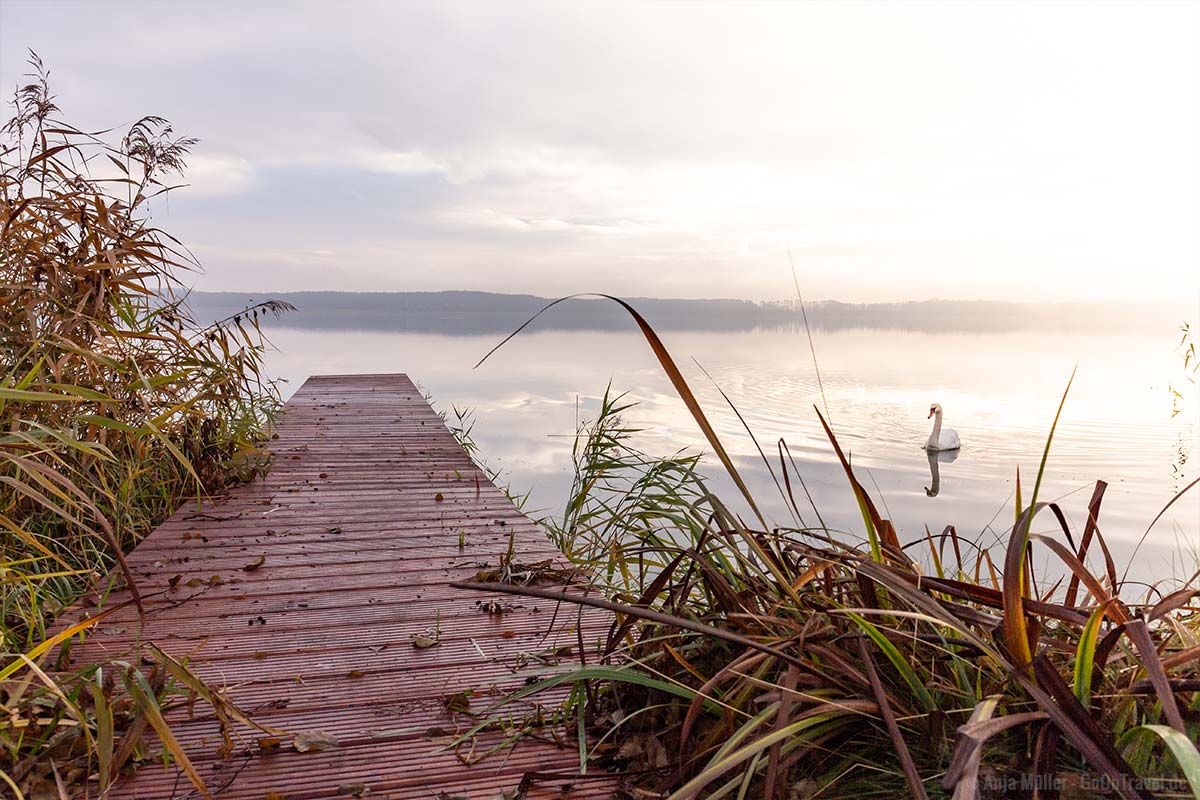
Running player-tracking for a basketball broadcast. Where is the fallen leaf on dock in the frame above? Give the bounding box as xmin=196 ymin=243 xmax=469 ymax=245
xmin=410 ymin=633 xmax=440 ymax=649
xmin=257 ymin=736 xmax=282 ymax=753
xmin=476 ymin=599 xmax=518 ymax=614
xmin=292 ymin=730 xmax=339 ymax=752
xmin=442 ymin=691 xmax=472 ymax=713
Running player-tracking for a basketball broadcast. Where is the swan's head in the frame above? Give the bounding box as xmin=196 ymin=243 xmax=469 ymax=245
xmin=928 ymin=403 xmax=942 ymax=419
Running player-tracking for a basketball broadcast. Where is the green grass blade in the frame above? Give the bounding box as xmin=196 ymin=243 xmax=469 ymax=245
xmin=844 ymin=611 xmax=935 ymax=712
xmin=1073 ymin=601 xmax=1108 ymax=709
xmin=1119 ymin=726 xmax=1200 ymax=799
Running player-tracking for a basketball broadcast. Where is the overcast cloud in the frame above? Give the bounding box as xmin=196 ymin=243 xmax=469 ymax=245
xmin=2 ymin=1 xmax=1197 ymax=303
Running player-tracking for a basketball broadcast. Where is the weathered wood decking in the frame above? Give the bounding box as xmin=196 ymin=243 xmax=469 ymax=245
xmin=72 ymin=374 xmax=611 ymax=799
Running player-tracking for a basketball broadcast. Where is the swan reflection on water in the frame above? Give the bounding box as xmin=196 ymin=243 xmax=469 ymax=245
xmin=925 ymin=448 xmax=959 ymax=497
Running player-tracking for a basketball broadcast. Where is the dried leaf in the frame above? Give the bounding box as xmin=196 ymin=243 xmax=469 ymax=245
xmin=292 ymin=730 xmax=339 ymax=752
xmin=442 ymin=691 xmax=472 ymax=713
xmin=257 ymin=736 xmax=282 ymax=753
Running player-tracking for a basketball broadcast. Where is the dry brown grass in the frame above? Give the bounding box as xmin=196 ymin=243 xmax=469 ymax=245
xmin=1 ymin=54 xmax=290 ymax=797
xmin=461 ymin=297 xmax=1200 ymax=799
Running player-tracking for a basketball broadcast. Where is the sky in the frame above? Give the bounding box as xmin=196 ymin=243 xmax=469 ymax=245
xmin=2 ymin=1 xmax=1198 ymax=304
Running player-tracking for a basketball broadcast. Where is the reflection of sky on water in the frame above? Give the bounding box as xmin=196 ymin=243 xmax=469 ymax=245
xmin=260 ymin=324 xmax=1199 ymax=588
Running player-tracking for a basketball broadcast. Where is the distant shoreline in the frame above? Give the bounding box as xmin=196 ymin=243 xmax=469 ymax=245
xmin=183 ymin=290 xmax=1187 ymax=336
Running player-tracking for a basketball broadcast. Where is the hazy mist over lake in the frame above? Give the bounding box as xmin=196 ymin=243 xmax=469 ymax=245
xmin=188 ymin=291 xmax=1199 ymax=584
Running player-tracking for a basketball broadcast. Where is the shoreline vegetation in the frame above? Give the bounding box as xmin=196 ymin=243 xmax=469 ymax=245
xmin=1 ymin=58 xmax=1197 ymax=800
xmin=1 ymin=59 xmax=290 ymax=795
xmin=447 ymin=299 xmax=1200 ymax=798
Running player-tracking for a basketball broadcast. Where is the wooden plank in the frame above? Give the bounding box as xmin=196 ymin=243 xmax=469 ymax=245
xmin=67 ymin=374 xmax=613 ymax=799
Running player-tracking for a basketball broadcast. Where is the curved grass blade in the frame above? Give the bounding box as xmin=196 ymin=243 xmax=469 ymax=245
xmin=692 ymin=356 xmax=800 ymax=528
xmin=1074 ymin=600 xmax=1110 ymax=709
xmin=1117 ymin=726 xmax=1200 ymax=800
xmin=492 ymin=664 xmax=699 ymax=712
xmin=814 ymin=407 xmax=889 ymax=561
xmin=1003 ymin=368 xmax=1075 ymax=665
xmin=844 ymin=611 xmax=934 ymax=713
xmin=451 ymin=580 xmax=807 ymax=668
xmin=856 ymin=636 xmax=929 ymax=800
xmin=1023 ymin=656 xmax=1152 ymax=800
xmin=1121 ymin=475 xmax=1200 ymax=586
xmin=0 ymin=604 xmax=117 ymax=681
xmin=1122 ymin=619 xmax=1187 ymax=733
xmin=121 ymin=668 xmax=210 ymax=798
xmin=474 ymin=293 xmax=767 ymax=529
xmin=1065 ymin=480 xmax=1109 ymax=607
xmin=667 ymin=704 xmax=871 ymax=800
xmin=786 ymin=246 xmax=831 ymax=422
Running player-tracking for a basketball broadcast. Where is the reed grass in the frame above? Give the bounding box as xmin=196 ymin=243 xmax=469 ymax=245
xmin=1 ymin=55 xmax=290 ymax=797
xmin=459 ymin=297 xmax=1200 ymax=799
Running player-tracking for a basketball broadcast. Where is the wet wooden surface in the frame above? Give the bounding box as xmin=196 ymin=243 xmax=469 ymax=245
xmin=73 ymin=374 xmax=613 ymax=799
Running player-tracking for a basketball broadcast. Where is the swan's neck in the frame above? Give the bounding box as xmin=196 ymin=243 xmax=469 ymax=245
xmin=928 ymin=409 xmax=943 ymax=447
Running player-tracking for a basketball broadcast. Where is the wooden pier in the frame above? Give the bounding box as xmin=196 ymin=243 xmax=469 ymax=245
xmin=71 ymin=375 xmax=612 ymax=799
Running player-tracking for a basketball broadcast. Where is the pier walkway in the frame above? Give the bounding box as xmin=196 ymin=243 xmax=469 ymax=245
xmin=71 ymin=374 xmax=611 ymax=799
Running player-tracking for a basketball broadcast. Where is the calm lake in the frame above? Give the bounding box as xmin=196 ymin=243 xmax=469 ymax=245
xmin=251 ymin=313 xmax=1197 ymax=588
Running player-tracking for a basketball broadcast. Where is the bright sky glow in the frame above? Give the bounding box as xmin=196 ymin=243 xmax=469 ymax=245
xmin=2 ymin=0 xmax=1197 ymax=303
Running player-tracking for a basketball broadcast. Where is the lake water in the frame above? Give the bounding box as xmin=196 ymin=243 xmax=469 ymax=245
xmin=257 ymin=320 xmax=1198 ymax=589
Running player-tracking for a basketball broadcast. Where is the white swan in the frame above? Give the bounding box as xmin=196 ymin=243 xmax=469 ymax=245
xmin=925 ymin=403 xmax=961 ymax=452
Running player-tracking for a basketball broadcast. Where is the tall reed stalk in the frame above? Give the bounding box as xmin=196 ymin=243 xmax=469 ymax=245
xmin=1 ymin=54 xmax=290 ymax=797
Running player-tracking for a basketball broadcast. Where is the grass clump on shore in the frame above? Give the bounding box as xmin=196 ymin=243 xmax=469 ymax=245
xmin=1 ymin=56 xmax=289 ymax=796
xmin=459 ymin=297 xmax=1200 ymax=799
